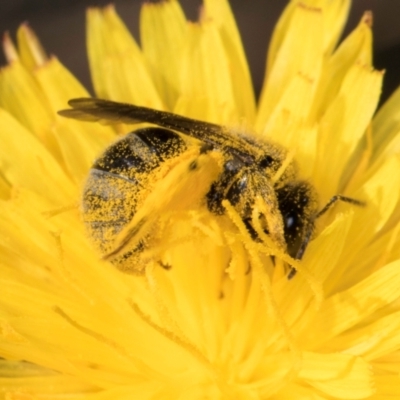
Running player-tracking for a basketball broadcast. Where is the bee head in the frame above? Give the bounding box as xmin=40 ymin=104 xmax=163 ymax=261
xmin=256 ymin=141 xmax=297 ymax=187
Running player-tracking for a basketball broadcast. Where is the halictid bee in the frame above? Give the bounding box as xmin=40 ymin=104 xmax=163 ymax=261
xmin=59 ymin=98 xmax=362 ymax=277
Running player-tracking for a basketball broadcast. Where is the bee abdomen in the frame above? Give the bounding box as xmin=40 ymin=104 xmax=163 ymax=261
xmin=82 ymin=128 xmax=187 ymax=253
xmin=93 ymin=127 xmax=187 ymax=178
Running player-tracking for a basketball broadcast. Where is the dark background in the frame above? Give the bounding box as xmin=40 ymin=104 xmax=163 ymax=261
xmin=1 ymin=0 xmax=400 ymax=106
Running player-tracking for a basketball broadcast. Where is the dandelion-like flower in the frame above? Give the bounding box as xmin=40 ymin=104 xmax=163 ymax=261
xmin=1 ymin=0 xmax=400 ymax=398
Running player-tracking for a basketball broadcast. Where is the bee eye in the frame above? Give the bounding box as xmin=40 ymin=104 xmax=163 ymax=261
xmin=259 ymin=155 xmax=274 ymax=169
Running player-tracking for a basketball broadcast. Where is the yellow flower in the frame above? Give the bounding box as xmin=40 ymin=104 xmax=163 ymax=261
xmin=1 ymin=0 xmax=400 ymax=398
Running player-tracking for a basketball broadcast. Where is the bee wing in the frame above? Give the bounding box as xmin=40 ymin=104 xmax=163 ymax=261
xmin=59 ymin=97 xmax=238 ymax=150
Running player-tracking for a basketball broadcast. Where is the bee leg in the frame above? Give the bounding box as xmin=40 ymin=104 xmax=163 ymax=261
xmin=314 ymin=195 xmax=365 ymax=219
xmin=245 ymin=262 xmax=252 ymax=275
xmin=158 ymin=261 xmax=172 ymax=270
xmin=287 ymin=195 xmax=365 ymax=280
xmin=287 ymin=225 xmax=313 ymax=280
xmin=270 ymin=255 xmax=276 ymax=266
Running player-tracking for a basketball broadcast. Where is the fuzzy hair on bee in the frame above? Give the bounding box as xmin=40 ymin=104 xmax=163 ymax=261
xmin=59 ymin=98 xmax=363 ymax=276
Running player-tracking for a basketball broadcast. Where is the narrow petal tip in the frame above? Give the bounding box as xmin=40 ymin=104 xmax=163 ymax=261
xmin=362 ymin=11 xmax=373 ymax=28
xmin=2 ymin=31 xmax=19 ymax=63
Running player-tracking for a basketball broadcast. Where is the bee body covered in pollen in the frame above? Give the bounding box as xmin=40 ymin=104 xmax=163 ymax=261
xmin=59 ymin=98 xmax=319 ymax=274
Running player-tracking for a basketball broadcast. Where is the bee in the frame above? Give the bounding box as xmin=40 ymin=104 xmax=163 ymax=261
xmin=59 ymin=98 xmax=362 ymax=276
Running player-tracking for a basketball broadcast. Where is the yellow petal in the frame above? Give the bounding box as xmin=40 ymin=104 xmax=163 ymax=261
xmin=0 ymin=110 xmax=74 ymax=202
xmin=312 ymin=12 xmax=373 ymax=121
xmin=34 ymin=57 xmax=115 ymax=180
xmin=140 ymin=0 xmax=186 ymax=110
xmin=358 ymin=156 xmax=400 ymax=233
xmin=306 ymin=210 xmax=354 ymax=284
xmin=374 ymin=375 xmax=400 ymax=397
xmin=203 ymin=0 xmax=256 ymax=123
xmin=0 ymin=62 xmax=54 ymax=147
xmin=2 ymin=32 xmax=19 ymax=63
xmin=299 ymin=351 xmax=373 ymax=399
xmin=319 ymin=0 xmax=351 ymax=56
xmin=0 ymin=173 xmax=11 ymax=199
xmin=264 ymin=1 xmax=299 ymax=77
xmin=331 ymin=310 xmax=400 ymax=360
xmin=2 ymin=2 xmax=400 ymax=398
xmin=260 ymin=75 xmax=318 ymax=177
xmin=34 ymin=57 xmax=89 ymax=111
xmin=266 ymin=0 xmax=350 ymax=77
xmin=256 ymin=2 xmax=324 ymax=132
xmin=344 ymin=221 xmax=400 ymax=289
xmin=274 ymin=212 xmax=353 ymax=330
xmin=0 ymin=360 xmax=95 ymax=396
xmin=174 ymin=22 xmax=236 ymax=124
xmin=16 ymin=23 xmax=48 ymax=70
xmin=305 ymin=260 xmax=400 ymax=348
xmin=87 ymin=6 xmax=163 ymax=108
xmin=332 ymin=156 xmax=400 ymax=287
xmin=371 ymin=84 xmax=400 ymax=164
xmin=314 ymin=65 xmax=382 ymax=199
